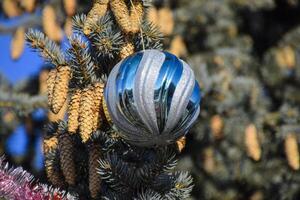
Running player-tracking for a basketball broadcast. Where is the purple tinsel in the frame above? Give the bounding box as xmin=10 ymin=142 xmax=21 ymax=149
xmin=0 ymin=156 xmax=75 ymax=200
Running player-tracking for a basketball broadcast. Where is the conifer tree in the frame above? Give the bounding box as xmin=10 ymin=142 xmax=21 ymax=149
xmin=25 ymin=0 xmax=194 ymax=199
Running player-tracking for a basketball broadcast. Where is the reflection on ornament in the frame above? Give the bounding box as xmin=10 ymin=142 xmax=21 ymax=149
xmin=105 ymin=49 xmax=201 ymax=146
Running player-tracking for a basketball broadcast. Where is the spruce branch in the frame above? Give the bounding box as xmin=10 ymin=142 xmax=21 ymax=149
xmin=97 ymin=146 xmax=178 ymax=195
xmin=91 ymin=130 xmax=124 ymax=152
xmin=44 ymin=149 xmax=66 ymax=188
xmin=68 ymin=35 xmax=97 ymax=87
xmin=134 ymin=21 xmax=163 ymax=50
xmin=72 ymin=14 xmax=87 ymax=33
xmin=0 ymin=90 xmax=47 ymax=115
xmin=85 ymin=12 xmax=112 ymax=37
xmin=98 ymin=155 xmax=133 ymax=194
xmin=26 ymin=29 xmax=67 ymax=67
xmin=152 ymin=172 xmax=194 ymax=199
xmin=93 ymin=28 xmax=124 ymax=59
xmin=0 ymin=13 xmax=41 ymax=34
xmin=134 ymin=189 xmax=164 ymax=200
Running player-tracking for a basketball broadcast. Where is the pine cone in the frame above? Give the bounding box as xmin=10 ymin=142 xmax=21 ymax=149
xmin=169 ymin=35 xmax=188 ymax=57
xmin=42 ymin=5 xmax=63 ymax=42
xmin=64 ymin=17 xmax=73 ymax=37
xmin=58 ymin=127 xmax=76 ymax=185
xmin=63 ymin=0 xmax=76 ymax=16
xmin=79 ymin=87 xmax=95 ymax=142
xmin=51 ymin=66 xmax=71 ymax=114
xmin=83 ymin=0 xmax=109 ymax=35
xmin=11 ymin=27 xmax=25 ymax=60
xmin=2 ymin=0 xmax=22 ymax=18
xmin=158 ymin=7 xmax=174 ymax=36
xmin=43 ymin=136 xmax=58 ymax=154
xmin=39 ymin=69 xmax=48 ymax=95
xmin=88 ymin=142 xmax=102 ymax=198
xmin=102 ymin=98 xmax=112 ymax=124
xmin=68 ymin=89 xmax=82 ymax=134
xmin=284 ymin=133 xmax=300 ymax=170
xmin=48 ymin=100 xmax=68 ymax=122
xmin=210 ymin=115 xmax=224 ymax=140
xmin=203 ymin=147 xmax=216 ymax=174
xmin=110 ymin=0 xmax=132 ymax=33
xmin=275 ymin=46 xmax=295 ymax=70
xmin=92 ymin=83 xmax=105 ymax=131
xmin=45 ymin=149 xmax=65 ymax=187
xmin=244 ymin=124 xmax=261 ymax=161
xmin=20 ymin=0 xmax=36 ymax=13
xmin=120 ymin=42 xmax=135 ymax=59
xmin=147 ymin=7 xmax=158 ymax=26
xmin=47 ymin=69 xmax=57 ymax=107
xmin=129 ymin=0 xmax=143 ymax=33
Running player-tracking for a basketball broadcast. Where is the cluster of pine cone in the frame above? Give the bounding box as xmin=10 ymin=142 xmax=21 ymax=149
xmin=47 ymin=67 xmax=107 ymax=143
xmin=2 ymin=0 xmax=90 ymax=60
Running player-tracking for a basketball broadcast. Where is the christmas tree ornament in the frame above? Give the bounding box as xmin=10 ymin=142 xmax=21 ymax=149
xmin=105 ymin=49 xmax=201 ymax=146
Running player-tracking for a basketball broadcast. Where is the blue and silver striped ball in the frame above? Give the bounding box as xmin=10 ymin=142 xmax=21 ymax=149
xmin=105 ymin=49 xmax=201 ymax=147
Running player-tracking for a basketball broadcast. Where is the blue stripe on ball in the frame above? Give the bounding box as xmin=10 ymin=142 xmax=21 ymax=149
xmin=116 ymin=52 xmax=143 ymax=127
xmin=154 ymin=51 xmax=183 ymax=132
xmin=187 ymin=81 xmax=201 ymax=113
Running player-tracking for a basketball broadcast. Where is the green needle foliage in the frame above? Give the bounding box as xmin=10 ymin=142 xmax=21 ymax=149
xmin=23 ymin=0 xmax=194 ymax=199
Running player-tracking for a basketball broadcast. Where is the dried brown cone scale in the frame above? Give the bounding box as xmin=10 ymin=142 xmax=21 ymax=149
xmin=42 ymin=5 xmax=63 ymax=42
xmin=284 ymin=133 xmax=300 ymax=170
xmin=210 ymin=115 xmax=224 ymax=140
xmin=110 ymin=0 xmax=132 ymax=34
xmin=88 ymin=142 xmax=102 ymax=199
xmin=2 ymin=0 xmax=22 ymax=18
xmin=244 ymin=124 xmax=261 ymax=161
xmin=120 ymin=42 xmax=135 ymax=59
xmin=11 ymin=27 xmax=25 ymax=60
xmin=83 ymin=0 xmax=109 ymax=35
xmin=68 ymin=89 xmax=82 ymax=134
xmin=92 ymin=83 xmax=105 ymax=131
xmin=47 ymin=69 xmax=57 ymax=107
xmin=129 ymin=0 xmax=144 ymax=33
xmin=58 ymin=128 xmax=76 ymax=185
xmin=51 ymin=66 xmax=71 ymax=114
xmin=79 ymin=87 xmax=95 ymax=142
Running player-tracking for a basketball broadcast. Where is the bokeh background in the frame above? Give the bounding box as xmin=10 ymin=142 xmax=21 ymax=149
xmin=1 ymin=0 xmax=300 ymax=199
